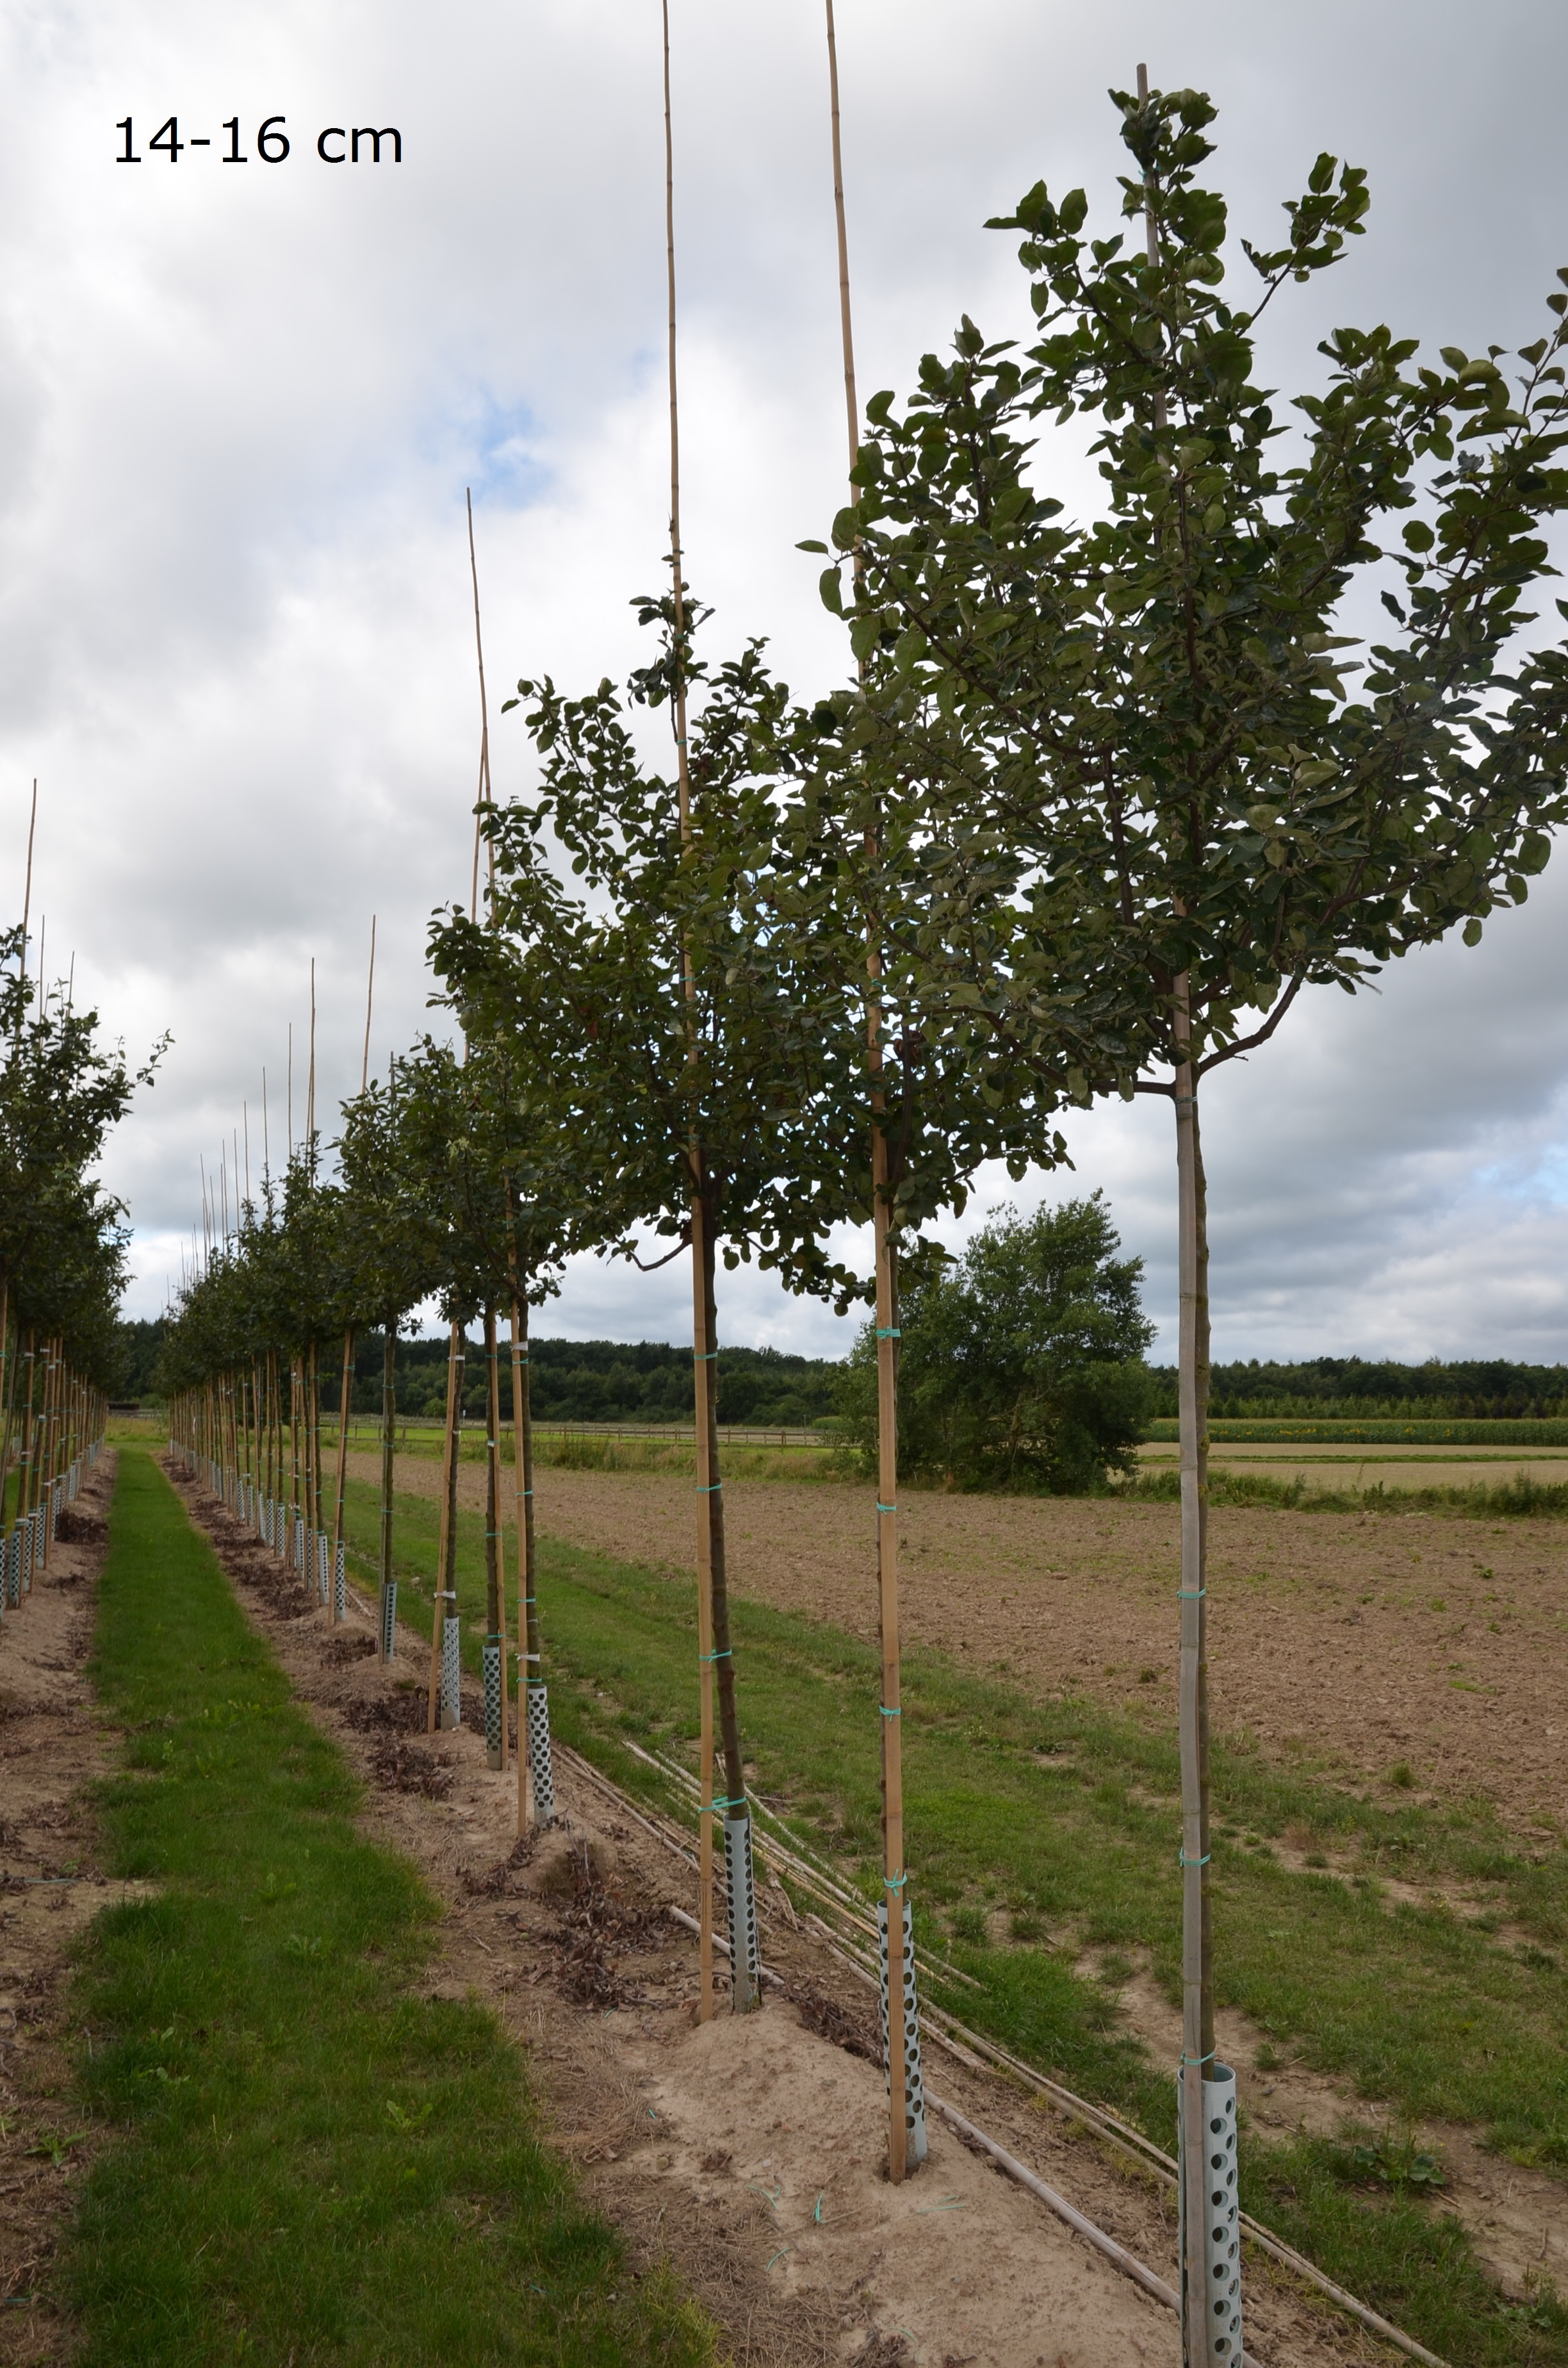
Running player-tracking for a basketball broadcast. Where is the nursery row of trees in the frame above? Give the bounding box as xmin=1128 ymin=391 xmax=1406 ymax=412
xmin=0 ymin=901 xmax=152 ymax=1600
xmin=160 ymin=59 xmax=1568 ymax=2349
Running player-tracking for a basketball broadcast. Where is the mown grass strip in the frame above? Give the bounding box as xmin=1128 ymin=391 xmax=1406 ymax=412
xmin=63 ymin=1447 xmax=715 ymax=2367
xmin=339 ymin=1472 xmax=1568 ymax=2366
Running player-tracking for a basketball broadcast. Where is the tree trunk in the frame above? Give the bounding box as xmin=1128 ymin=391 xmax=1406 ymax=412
xmin=510 ymin=1290 xmax=548 ymax=1831
xmin=483 ymin=1304 xmax=505 ymax=1770
xmin=380 ymin=1317 xmax=398 ymax=1663
xmin=331 ymin=1329 xmax=354 ymax=1622
xmin=692 ymin=1187 xmax=759 ymax=2014
xmin=1173 ymin=973 xmax=1220 ymax=2360
xmin=428 ymin=1324 xmax=464 ymax=1732
xmin=872 ymin=1125 xmax=910 ymax=2183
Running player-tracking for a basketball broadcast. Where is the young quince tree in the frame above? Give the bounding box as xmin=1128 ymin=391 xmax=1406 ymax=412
xmin=817 ymin=77 xmax=1568 ymax=2353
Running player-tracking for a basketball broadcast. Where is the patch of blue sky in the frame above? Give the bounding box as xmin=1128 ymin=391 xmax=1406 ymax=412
xmin=433 ymin=391 xmax=553 ymax=511
xmin=1473 ymin=1142 xmax=1568 ymax=1205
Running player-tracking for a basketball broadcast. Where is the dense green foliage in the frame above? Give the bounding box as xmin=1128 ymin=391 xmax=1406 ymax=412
xmin=837 ymin=1196 xmax=1154 ymax=1490
xmin=63 ymin=1447 xmax=714 ymax=2366
xmin=1146 ymin=1357 xmax=1568 ymax=1420
xmin=341 ymin=1331 xmax=841 ymax=1426
xmin=0 ymin=925 xmax=158 ymax=1388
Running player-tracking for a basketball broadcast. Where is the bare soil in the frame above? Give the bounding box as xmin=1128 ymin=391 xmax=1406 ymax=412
xmin=348 ymin=1454 xmax=1566 ymax=1838
xmin=199 ymin=1470 xmax=1406 ymax=2367
xmin=0 ymin=1452 xmax=143 ymax=2365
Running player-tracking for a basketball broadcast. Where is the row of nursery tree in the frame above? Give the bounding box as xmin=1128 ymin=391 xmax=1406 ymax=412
xmin=0 ymin=912 xmax=156 ymax=1599
xmin=159 ymin=72 xmax=1568 ymax=2340
xmin=123 ymin=1317 xmax=839 ymax=1427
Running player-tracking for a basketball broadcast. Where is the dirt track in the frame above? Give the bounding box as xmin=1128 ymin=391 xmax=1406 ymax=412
xmin=350 ymin=1452 xmax=1568 ymax=1834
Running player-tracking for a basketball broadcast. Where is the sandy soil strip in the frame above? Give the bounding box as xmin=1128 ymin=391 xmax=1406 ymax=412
xmin=0 ymin=1452 xmax=145 ymax=2365
xmin=181 ymin=1467 xmax=1414 ymax=2368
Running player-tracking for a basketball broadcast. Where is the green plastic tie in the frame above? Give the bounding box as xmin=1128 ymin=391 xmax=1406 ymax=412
xmin=1177 ymin=1586 xmax=1206 ymax=1599
xmin=879 ymin=1704 xmax=901 ymax=1718
xmin=701 ymin=1647 xmax=731 ymax=1662
xmin=697 ymin=1481 xmax=722 ymax=1493
xmin=1180 ymin=2047 xmax=1217 ymax=2067
xmin=693 ymin=1349 xmax=718 ymax=1361
xmin=704 ymin=1795 xmax=746 ymax=1814
xmin=1179 ymin=1849 xmax=1211 ymax=1868
xmin=883 ymin=1870 xmax=907 ymax=1893
xmin=874 ymin=1326 xmax=901 ymax=1340
xmin=876 ymin=1502 xmax=897 ymax=1514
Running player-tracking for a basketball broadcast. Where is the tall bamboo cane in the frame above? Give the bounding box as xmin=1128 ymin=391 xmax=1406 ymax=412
xmin=660 ymin=0 xmax=759 ymax=2019
xmin=427 ymin=1323 xmax=464 ymax=1733
xmin=331 ymin=927 xmax=377 ymax=1625
xmin=484 ymin=1304 xmax=506 ymax=1770
xmin=822 ymin=0 xmax=916 ymax=2179
xmin=508 ymin=1285 xmax=543 ymax=1833
xmin=379 ymin=1310 xmax=398 ymax=1662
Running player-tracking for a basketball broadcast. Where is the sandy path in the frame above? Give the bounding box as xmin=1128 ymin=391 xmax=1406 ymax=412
xmin=0 ymin=1452 xmax=147 ymax=2362
xmin=349 ymin=1451 xmax=1567 ymax=1833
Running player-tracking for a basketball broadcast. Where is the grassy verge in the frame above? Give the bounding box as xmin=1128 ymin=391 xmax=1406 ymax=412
xmin=1117 ymin=1465 xmax=1568 ymax=1518
xmin=328 ymin=1427 xmax=838 ymax=1483
xmin=341 ymin=1472 xmax=1568 ymax=2365
xmin=63 ymin=1447 xmax=715 ymax=2366
xmin=1145 ymin=1420 xmax=1568 ymax=1447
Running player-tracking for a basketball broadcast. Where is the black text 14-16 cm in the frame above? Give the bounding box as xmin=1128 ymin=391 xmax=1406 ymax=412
xmin=115 ymin=119 xmax=403 ymax=164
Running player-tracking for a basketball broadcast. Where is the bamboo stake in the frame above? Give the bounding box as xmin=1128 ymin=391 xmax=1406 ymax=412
xmin=1131 ymin=63 xmax=1219 ymax=2353
xmin=379 ymin=1312 xmax=398 ymax=1661
xmin=824 ymin=0 xmax=908 ymax=2180
xmin=662 ymin=0 xmax=718 ymax=2024
xmin=427 ymin=1322 xmax=464 ymax=1732
xmin=331 ymin=928 xmax=377 ymax=1622
xmin=509 ymin=1290 xmax=536 ymax=1834
xmin=484 ymin=1306 xmax=505 ymax=1770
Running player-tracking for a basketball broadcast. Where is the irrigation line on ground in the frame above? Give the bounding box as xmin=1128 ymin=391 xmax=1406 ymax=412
xmin=550 ymin=1733 xmax=1451 ymax=2368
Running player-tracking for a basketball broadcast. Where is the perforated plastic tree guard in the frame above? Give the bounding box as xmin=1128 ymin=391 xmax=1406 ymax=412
xmin=1180 ymin=2060 xmax=1243 ymax=2364
xmin=379 ymin=1579 xmax=397 ymax=1663
xmin=439 ymin=1615 xmax=462 ymax=1729
xmin=333 ymin=1543 xmax=346 ymax=1624
xmin=723 ymin=1813 xmax=762 ymax=2012
xmin=526 ymin=1685 xmax=555 ymax=1825
xmin=878 ymin=1896 xmax=929 ymax=2167
xmin=482 ymin=1641 xmax=503 ymax=1769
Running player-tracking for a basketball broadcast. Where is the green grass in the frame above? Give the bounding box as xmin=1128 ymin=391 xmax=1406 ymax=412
xmin=61 ymin=1448 xmax=715 ymax=2367
xmin=1119 ymin=1465 xmax=1568 ymax=1518
xmin=1146 ymin=1418 xmax=1568 ymax=1447
xmin=339 ymin=1472 xmax=1568 ymax=2365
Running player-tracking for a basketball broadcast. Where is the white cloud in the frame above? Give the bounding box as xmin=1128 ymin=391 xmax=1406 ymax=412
xmin=5 ymin=0 xmax=1567 ymax=1361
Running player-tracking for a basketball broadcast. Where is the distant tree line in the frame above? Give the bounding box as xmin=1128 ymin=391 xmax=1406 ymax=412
xmin=117 ymin=1317 xmax=839 ymax=1427
xmin=119 ymin=1322 xmax=1568 ymax=1431
xmin=1143 ymin=1358 xmax=1568 ymax=1421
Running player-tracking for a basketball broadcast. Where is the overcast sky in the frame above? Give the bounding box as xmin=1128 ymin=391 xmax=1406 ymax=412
xmin=4 ymin=0 xmax=1566 ymax=1362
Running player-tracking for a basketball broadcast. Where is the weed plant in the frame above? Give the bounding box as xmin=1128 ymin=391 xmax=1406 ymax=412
xmin=63 ymin=1449 xmax=715 ymax=2367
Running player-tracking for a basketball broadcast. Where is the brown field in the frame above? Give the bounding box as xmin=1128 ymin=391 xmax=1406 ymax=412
xmin=350 ymin=1452 xmax=1567 ymax=1834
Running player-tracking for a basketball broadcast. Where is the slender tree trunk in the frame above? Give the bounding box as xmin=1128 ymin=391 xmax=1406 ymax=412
xmin=289 ymin=1356 xmax=302 ymax=1588
xmin=428 ymin=1323 xmax=464 ymax=1732
xmin=331 ymin=1329 xmax=354 ymax=1624
xmin=40 ymin=1342 xmax=60 ymax=1568
xmin=484 ymin=1305 xmax=505 ymax=1771
xmin=379 ymin=1317 xmax=398 ymax=1663
xmin=1173 ymin=973 xmax=1218 ymax=2358
xmin=510 ymin=1291 xmax=546 ymax=1831
xmin=0 ymin=1288 xmax=20 ymax=1535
